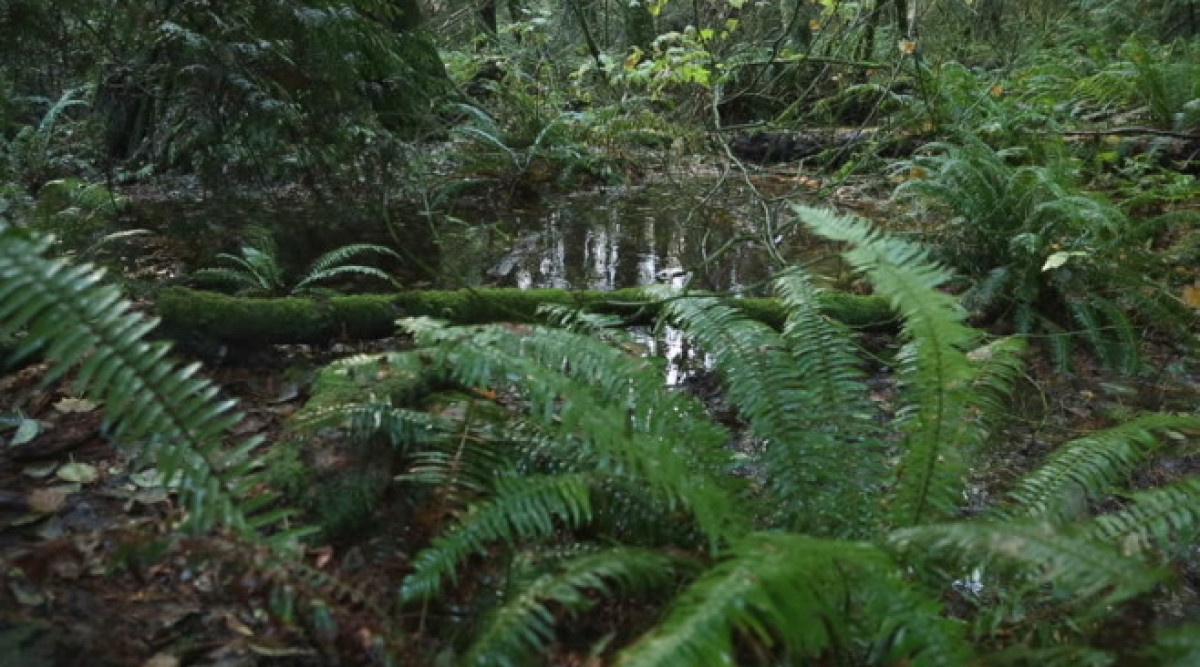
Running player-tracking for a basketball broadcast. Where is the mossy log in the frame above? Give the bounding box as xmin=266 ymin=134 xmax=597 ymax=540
xmin=156 ymin=287 xmax=895 ymax=346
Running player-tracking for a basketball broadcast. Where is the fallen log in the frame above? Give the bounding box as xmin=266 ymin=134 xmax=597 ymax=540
xmin=155 ymin=287 xmax=895 ymax=346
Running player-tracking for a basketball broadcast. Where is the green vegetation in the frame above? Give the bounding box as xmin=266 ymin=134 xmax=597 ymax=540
xmin=190 ymin=231 xmax=401 ymax=296
xmin=2 ymin=0 xmax=1200 ymax=664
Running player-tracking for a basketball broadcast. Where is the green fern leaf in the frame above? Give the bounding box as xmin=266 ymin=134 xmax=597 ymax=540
xmin=466 ymin=546 xmax=685 ymax=667
xmin=400 ymin=318 xmax=745 ymax=544
xmin=1147 ymin=621 xmax=1200 ymax=666
xmin=796 ymin=205 xmax=986 ymax=527
xmin=618 ymin=533 xmax=968 ymax=666
xmin=1004 ymin=414 xmax=1199 ymax=522
xmin=1088 ymin=476 xmax=1200 ymax=556
xmin=295 ymin=264 xmax=397 ymax=291
xmin=651 ymin=281 xmax=876 ymax=534
xmin=891 ymin=521 xmax=1165 ymax=604
xmin=400 ymin=473 xmax=593 ymax=602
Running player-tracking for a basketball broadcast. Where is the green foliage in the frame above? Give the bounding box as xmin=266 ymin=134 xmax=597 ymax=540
xmin=450 ymin=102 xmax=620 ymax=188
xmin=31 ymin=177 xmax=127 ymax=249
xmin=894 ymin=136 xmax=1186 ymax=371
xmin=649 ymin=268 xmax=883 ymax=535
xmin=401 ymin=474 xmax=594 ymax=603
xmin=0 ymin=221 xmax=305 ymax=544
xmin=1002 ymin=414 xmax=1196 ymax=522
xmin=272 ymin=205 xmax=1200 ymax=664
xmin=466 ymin=546 xmax=685 ymax=667
xmin=191 ymin=232 xmax=400 ymax=296
xmin=1075 ymin=40 xmax=1200 ymax=131
xmin=619 ymin=534 xmax=969 ymax=666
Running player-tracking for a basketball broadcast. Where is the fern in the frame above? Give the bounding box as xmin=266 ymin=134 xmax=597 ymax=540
xmin=618 ymin=533 xmax=970 ymax=666
xmin=400 ymin=473 xmax=594 ymax=602
xmin=1088 ymin=476 xmax=1200 ymax=556
xmin=1148 ymin=622 xmax=1200 ymax=666
xmin=294 ymin=243 xmax=401 ymax=290
xmin=193 ymin=236 xmax=398 ymax=296
xmin=1003 ymin=414 xmax=1199 ymax=523
xmin=652 ymin=271 xmax=883 ymax=535
xmin=890 ymin=521 xmax=1165 ymax=604
xmin=0 ymin=223 xmax=304 ymax=543
xmin=796 ymin=204 xmax=991 ymax=527
xmin=465 ymin=546 xmax=685 ymax=666
xmin=399 ymin=317 xmax=746 ymax=544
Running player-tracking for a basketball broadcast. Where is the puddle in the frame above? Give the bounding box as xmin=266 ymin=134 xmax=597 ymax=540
xmin=447 ymin=182 xmax=823 ymax=293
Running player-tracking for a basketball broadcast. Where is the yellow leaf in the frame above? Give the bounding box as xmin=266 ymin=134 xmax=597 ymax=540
xmin=1182 ymin=282 xmax=1200 ymax=308
xmin=898 ymin=39 xmax=917 ymax=54
xmin=624 ymin=47 xmax=643 ymax=71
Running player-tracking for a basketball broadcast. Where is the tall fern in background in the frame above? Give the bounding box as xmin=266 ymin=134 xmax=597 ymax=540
xmin=895 ymin=136 xmax=1186 ymax=371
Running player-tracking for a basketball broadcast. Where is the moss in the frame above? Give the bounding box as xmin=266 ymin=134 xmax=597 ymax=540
xmin=302 ymin=350 xmax=439 ymax=416
xmin=156 ymin=286 xmax=896 ymax=346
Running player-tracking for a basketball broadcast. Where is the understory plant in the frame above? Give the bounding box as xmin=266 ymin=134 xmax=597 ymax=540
xmin=292 ymin=204 xmax=1200 ymax=664
xmin=894 ymin=136 xmax=1188 ymax=371
xmin=191 ymin=231 xmax=401 ymax=296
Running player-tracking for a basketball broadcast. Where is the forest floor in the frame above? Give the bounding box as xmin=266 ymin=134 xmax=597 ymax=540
xmin=3 ymin=183 xmax=1200 ymax=665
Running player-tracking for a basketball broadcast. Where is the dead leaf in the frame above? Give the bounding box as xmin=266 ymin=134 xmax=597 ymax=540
xmin=56 ymin=462 xmax=99 ymax=484
xmin=225 ymin=613 xmax=255 ymax=637
xmin=28 ymin=488 xmax=70 ymax=514
xmin=54 ymin=397 xmax=97 ymax=413
xmin=142 ymin=654 xmax=181 ymax=667
xmin=1182 ymin=282 xmax=1200 ymax=308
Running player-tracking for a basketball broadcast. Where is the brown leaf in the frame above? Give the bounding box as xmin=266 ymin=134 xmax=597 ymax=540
xmin=28 ymin=488 xmax=70 ymax=514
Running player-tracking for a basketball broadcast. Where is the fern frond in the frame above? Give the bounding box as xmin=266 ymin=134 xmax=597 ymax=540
xmin=298 ymin=243 xmax=400 ymax=284
xmin=796 ymin=205 xmax=985 ymax=527
xmin=1147 ymin=621 xmax=1200 ymax=666
xmin=293 ymin=402 xmax=446 ymax=449
xmin=399 ymin=318 xmax=745 ymax=544
xmin=0 ymin=224 xmax=302 ymax=543
xmin=891 ymin=521 xmax=1165 ymax=604
xmin=294 ymin=264 xmax=397 ymax=291
xmin=400 ymin=473 xmax=593 ymax=602
xmin=650 ymin=282 xmax=877 ymax=534
xmin=1088 ymin=476 xmax=1200 ymax=556
xmin=466 ymin=546 xmax=685 ymax=667
xmin=191 ymin=266 xmax=270 ymax=292
xmin=618 ymin=533 xmax=969 ymax=666
xmin=1003 ymin=414 xmax=1199 ymax=522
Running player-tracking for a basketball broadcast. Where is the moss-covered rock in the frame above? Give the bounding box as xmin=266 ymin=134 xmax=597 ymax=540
xmin=156 ymin=286 xmax=895 ymax=346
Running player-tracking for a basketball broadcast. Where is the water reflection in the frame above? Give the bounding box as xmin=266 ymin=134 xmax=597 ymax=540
xmin=470 ymin=183 xmax=800 ymax=294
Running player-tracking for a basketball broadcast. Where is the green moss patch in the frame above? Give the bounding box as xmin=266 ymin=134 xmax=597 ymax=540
xmin=156 ymin=286 xmax=895 ymax=346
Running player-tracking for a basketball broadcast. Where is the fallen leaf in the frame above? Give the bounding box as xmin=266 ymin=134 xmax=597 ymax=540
xmin=56 ymin=462 xmax=99 ymax=484
xmin=1182 ymin=282 xmax=1200 ymax=308
xmin=12 ymin=418 xmax=40 ymax=445
xmin=22 ymin=461 xmax=58 ymax=479
xmin=28 ymin=489 xmax=70 ymax=514
xmin=9 ymin=580 xmax=46 ymax=606
xmin=54 ymin=397 xmax=97 ymax=413
xmin=225 ymin=613 xmax=255 ymax=637
xmin=142 ymin=654 xmax=181 ymax=667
